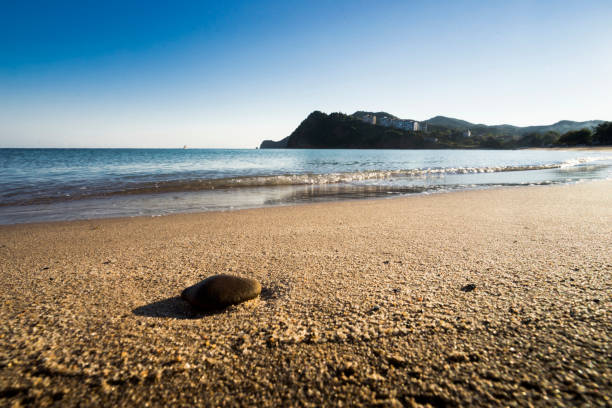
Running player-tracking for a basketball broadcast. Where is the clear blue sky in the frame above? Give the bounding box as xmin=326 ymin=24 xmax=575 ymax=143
xmin=1 ymin=0 xmax=611 ymax=148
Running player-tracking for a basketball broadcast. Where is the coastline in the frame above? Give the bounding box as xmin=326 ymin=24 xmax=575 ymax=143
xmin=3 ymin=148 xmax=611 ymax=225
xmin=1 ymin=181 xmax=611 ymax=406
xmin=524 ymin=146 xmax=612 ymax=151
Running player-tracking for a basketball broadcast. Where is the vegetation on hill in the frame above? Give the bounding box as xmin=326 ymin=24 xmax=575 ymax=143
xmin=283 ymin=111 xmax=429 ymax=149
xmin=352 ymin=111 xmax=399 ymax=120
xmin=593 ymin=122 xmax=612 ymax=145
xmin=512 ymin=122 xmax=611 ymax=147
xmin=260 ymin=136 xmax=290 ymax=148
xmin=426 ymin=116 xmax=479 ymax=130
xmin=557 ymin=129 xmax=593 ymax=146
xmin=259 ymin=111 xmax=610 ymax=149
xmin=426 ymin=115 xmax=604 ymax=139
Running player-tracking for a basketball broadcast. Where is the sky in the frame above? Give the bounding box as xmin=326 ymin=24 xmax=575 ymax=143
xmin=1 ymin=0 xmax=611 ymax=148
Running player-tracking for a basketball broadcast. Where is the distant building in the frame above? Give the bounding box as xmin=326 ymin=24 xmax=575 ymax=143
xmin=357 ymin=113 xmax=377 ymax=125
xmin=356 ymin=112 xmax=427 ymax=132
xmin=378 ymin=117 xmax=393 ymax=127
xmin=463 ymin=129 xmax=472 ymax=138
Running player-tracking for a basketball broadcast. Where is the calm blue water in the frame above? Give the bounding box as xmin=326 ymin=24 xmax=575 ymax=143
xmin=0 ymin=148 xmax=610 ymax=224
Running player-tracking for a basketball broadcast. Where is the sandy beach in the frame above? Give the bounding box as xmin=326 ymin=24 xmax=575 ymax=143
xmin=1 ymin=181 xmax=610 ymax=407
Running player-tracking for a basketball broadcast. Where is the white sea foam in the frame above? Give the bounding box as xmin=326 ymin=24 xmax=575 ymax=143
xmin=559 ymin=155 xmax=612 ymax=168
xmin=205 ymin=163 xmax=566 ymax=188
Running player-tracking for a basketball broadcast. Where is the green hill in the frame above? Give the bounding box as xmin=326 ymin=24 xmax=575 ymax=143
xmin=426 ymin=116 xmax=603 ymax=138
xmin=352 ymin=111 xmax=399 ymax=120
xmin=259 ymin=111 xmax=608 ymax=149
xmin=281 ymin=111 xmax=429 ymax=149
xmin=426 ymin=116 xmax=479 ymax=130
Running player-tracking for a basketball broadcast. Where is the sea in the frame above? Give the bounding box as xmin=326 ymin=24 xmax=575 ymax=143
xmin=1 ymin=148 xmax=610 ymax=225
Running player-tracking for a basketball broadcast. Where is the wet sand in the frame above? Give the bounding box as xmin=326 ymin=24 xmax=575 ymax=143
xmin=1 ymin=181 xmax=610 ymax=407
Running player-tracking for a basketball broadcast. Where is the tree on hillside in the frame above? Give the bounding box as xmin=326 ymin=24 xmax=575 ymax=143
xmin=517 ymin=131 xmax=560 ymax=147
xmin=480 ymin=136 xmax=503 ymax=149
xmin=556 ymin=128 xmax=593 ymax=146
xmin=593 ymin=122 xmax=612 ymax=145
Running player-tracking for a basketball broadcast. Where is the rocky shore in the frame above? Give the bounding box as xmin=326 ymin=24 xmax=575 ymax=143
xmin=1 ymin=181 xmax=610 ymax=407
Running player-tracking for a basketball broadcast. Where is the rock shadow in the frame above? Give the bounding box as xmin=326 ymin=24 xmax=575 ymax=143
xmin=260 ymin=287 xmax=278 ymax=301
xmin=259 ymin=283 xmax=291 ymax=302
xmin=132 ymin=296 xmax=224 ymax=319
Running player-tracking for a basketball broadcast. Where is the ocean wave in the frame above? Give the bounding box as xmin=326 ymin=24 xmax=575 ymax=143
xmin=2 ymin=159 xmax=609 ymax=206
xmin=558 ymin=155 xmax=612 ymax=168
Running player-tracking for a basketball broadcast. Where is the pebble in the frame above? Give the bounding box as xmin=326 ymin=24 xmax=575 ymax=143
xmin=181 ymin=274 xmax=261 ymax=310
xmin=461 ymin=283 xmax=476 ymax=292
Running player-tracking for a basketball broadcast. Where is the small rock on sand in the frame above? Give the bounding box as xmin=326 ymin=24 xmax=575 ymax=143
xmin=181 ymin=274 xmax=261 ymax=310
xmin=461 ymin=283 xmax=476 ymax=292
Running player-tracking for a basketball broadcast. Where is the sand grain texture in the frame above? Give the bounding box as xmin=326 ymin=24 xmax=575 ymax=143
xmin=1 ymin=182 xmax=611 ymax=407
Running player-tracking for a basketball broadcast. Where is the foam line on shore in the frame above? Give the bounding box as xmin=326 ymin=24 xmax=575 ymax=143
xmin=3 ymin=157 xmax=609 ymax=206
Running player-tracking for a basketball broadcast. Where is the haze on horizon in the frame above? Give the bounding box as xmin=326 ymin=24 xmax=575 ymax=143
xmin=1 ymin=0 xmax=611 ymax=148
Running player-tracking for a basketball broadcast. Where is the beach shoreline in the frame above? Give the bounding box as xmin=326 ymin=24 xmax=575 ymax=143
xmin=1 ymin=181 xmax=610 ymax=406
xmin=3 ymin=147 xmax=611 ymax=226
xmin=524 ymin=146 xmax=612 ymax=151
xmin=0 ymin=179 xmax=604 ymax=228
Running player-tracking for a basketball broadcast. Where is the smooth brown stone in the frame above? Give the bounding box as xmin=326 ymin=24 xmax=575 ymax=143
xmin=181 ymin=274 xmax=261 ymax=309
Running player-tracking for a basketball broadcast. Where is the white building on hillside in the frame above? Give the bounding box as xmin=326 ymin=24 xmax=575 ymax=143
xmin=358 ymin=114 xmax=377 ymax=125
xmin=356 ymin=113 xmax=428 ymax=132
